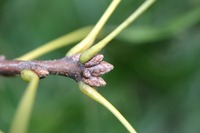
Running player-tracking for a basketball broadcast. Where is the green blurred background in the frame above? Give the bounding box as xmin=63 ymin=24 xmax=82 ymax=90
xmin=0 ymin=0 xmax=200 ymax=133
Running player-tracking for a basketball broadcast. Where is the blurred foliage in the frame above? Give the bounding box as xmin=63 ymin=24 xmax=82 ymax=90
xmin=0 ymin=0 xmax=200 ymax=133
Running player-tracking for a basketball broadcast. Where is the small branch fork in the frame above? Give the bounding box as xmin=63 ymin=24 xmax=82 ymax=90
xmin=0 ymin=55 xmax=113 ymax=87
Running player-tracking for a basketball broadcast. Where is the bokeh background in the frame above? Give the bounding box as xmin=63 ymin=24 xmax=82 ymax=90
xmin=0 ymin=0 xmax=200 ymax=133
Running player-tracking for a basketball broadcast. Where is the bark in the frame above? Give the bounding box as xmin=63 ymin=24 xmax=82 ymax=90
xmin=0 ymin=54 xmax=113 ymax=87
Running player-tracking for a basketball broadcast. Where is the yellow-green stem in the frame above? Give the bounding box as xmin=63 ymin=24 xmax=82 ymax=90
xmin=66 ymin=0 xmax=121 ymax=56
xmin=78 ymin=81 xmax=137 ymax=133
xmin=16 ymin=26 xmax=92 ymax=60
xmin=80 ymin=0 xmax=156 ymax=63
xmin=9 ymin=70 xmax=39 ymax=133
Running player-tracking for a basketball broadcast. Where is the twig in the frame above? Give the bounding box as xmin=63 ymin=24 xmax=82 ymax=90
xmin=0 ymin=54 xmax=113 ymax=87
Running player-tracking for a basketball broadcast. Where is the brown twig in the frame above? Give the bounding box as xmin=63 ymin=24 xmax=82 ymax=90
xmin=0 ymin=54 xmax=113 ymax=87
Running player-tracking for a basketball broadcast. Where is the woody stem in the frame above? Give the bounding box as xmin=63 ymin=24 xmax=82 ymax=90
xmin=0 ymin=56 xmax=84 ymax=81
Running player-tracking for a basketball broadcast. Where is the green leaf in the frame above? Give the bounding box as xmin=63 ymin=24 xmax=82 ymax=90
xmin=9 ymin=70 xmax=39 ymax=133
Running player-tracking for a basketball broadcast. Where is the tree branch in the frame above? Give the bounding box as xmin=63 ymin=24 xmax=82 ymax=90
xmin=0 ymin=54 xmax=113 ymax=87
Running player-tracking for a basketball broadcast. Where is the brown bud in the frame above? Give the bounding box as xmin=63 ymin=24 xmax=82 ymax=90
xmin=84 ymin=61 xmax=114 ymax=77
xmin=64 ymin=54 xmax=113 ymax=87
xmin=84 ymin=54 xmax=104 ymax=67
xmin=82 ymin=77 xmax=106 ymax=87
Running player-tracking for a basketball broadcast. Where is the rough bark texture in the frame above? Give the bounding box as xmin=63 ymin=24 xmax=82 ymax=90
xmin=0 ymin=54 xmax=113 ymax=87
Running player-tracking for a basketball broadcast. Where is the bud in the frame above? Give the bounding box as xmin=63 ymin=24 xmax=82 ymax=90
xmin=84 ymin=54 xmax=104 ymax=67
xmin=82 ymin=77 xmax=106 ymax=87
xmin=81 ymin=54 xmax=114 ymax=87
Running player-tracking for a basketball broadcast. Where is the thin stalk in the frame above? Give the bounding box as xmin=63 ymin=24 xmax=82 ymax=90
xmin=78 ymin=81 xmax=137 ymax=133
xmin=16 ymin=26 xmax=92 ymax=60
xmin=9 ymin=70 xmax=39 ymax=133
xmin=80 ymin=0 xmax=156 ymax=63
xmin=66 ymin=0 xmax=121 ymax=56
